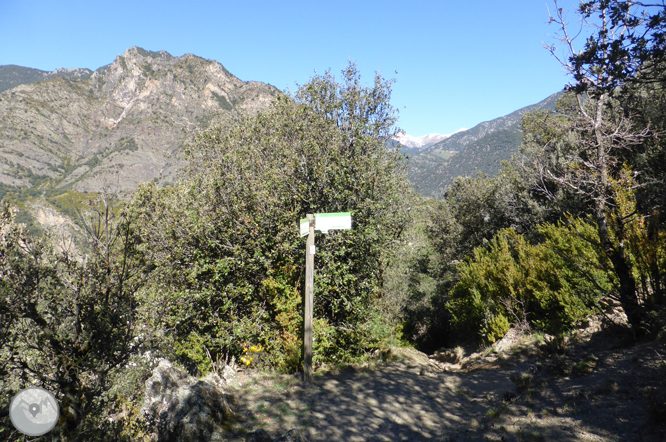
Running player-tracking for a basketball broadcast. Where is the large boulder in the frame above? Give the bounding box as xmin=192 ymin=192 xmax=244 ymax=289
xmin=140 ymin=360 xmax=235 ymax=442
xmin=140 ymin=360 xmax=309 ymax=442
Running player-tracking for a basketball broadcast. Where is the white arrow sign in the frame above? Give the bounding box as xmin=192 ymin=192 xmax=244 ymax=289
xmin=300 ymin=212 xmax=352 ymax=237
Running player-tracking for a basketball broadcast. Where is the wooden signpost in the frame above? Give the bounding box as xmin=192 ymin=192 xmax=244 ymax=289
xmin=299 ymin=212 xmax=352 ymax=384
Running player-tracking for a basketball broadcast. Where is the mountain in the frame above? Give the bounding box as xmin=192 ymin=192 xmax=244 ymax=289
xmin=0 ymin=47 xmax=280 ymax=198
xmin=395 ymin=132 xmax=458 ymax=150
xmin=407 ymin=91 xmax=563 ymax=198
xmin=0 ymin=65 xmax=93 ymax=94
xmin=389 ymin=130 xmax=466 ymax=156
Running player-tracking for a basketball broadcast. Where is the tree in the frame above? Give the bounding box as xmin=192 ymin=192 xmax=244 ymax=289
xmin=131 ymin=61 xmax=413 ymax=372
xmin=547 ymin=0 xmax=666 ymax=94
xmin=0 ymin=196 xmax=146 ymax=438
xmin=518 ymin=0 xmax=666 ymax=333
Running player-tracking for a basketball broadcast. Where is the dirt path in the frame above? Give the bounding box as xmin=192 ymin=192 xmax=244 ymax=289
xmin=225 ymin=319 xmax=666 ymax=442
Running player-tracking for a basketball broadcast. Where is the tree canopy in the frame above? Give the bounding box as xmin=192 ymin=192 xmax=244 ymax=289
xmin=130 ymin=62 xmax=413 ymax=373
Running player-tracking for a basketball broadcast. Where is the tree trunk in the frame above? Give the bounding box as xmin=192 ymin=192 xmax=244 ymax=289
xmin=597 ymin=209 xmax=645 ymax=336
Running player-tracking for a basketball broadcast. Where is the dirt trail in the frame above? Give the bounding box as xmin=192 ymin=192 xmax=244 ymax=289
xmin=226 ymin=321 xmax=666 ymax=442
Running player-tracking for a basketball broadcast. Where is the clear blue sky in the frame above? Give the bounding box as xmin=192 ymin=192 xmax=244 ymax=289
xmin=0 ymin=0 xmax=583 ymax=137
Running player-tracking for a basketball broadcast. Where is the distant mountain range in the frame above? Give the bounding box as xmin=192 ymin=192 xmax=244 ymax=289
xmin=394 ymin=131 xmax=464 ymax=150
xmin=0 ymin=47 xmax=564 ymax=239
xmin=402 ymin=91 xmax=563 ymax=198
xmin=0 ymin=66 xmax=94 ymax=94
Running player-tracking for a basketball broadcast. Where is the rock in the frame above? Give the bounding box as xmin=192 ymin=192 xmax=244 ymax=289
xmin=492 ymin=327 xmax=520 ymax=353
xmin=243 ymin=429 xmax=309 ymax=442
xmin=273 ymin=429 xmax=309 ymax=442
xmin=141 ymin=360 xmax=235 ymax=442
xmin=245 ymin=429 xmax=272 ymax=442
xmin=0 ymin=46 xmax=278 ymax=194
xmin=140 ymin=359 xmax=308 ymax=442
xmin=431 ymin=347 xmax=464 ymax=364
xmin=221 ymin=364 xmax=238 ymax=384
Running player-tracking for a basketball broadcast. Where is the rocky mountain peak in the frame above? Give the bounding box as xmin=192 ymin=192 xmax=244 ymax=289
xmin=0 ymin=48 xmax=280 ymax=195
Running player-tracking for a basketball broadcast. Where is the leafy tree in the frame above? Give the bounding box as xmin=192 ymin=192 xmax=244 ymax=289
xmin=515 ymin=0 xmax=666 ymax=334
xmin=0 ymin=196 xmax=146 ymax=438
xmin=131 ymin=62 xmax=412 ymax=372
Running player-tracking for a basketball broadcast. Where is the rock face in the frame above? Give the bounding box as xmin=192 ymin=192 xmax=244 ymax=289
xmin=140 ymin=360 xmax=309 ymax=442
xmin=141 ymin=360 xmax=236 ymax=442
xmin=0 ymin=47 xmax=280 ymax=195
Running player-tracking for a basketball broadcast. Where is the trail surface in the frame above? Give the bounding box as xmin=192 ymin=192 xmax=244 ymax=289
xmin=228 ymin=320 xmax=666 ymax=442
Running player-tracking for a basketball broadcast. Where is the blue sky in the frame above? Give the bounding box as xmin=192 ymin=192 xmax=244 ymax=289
xmin=0 ymin=0 xmax=583 ymax=137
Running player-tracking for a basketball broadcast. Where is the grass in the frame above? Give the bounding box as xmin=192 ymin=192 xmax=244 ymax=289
xmin=486 ymin=403 xmax=509 ymax=420
xmin=572 ymin=355 xmax=599 ymax=376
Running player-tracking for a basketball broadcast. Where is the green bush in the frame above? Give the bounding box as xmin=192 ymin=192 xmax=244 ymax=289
xmin=447 ymin=216 xmax=614 ymax=344
xmin=483 ymin=313 xmax=510 ymax=344
xmin=131 ymin=62 xmax=412 ymax=372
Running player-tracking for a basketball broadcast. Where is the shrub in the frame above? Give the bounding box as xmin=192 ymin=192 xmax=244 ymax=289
xmin=131 ymin=62 xmax=412 ymax=372
xmin=447 ymin=216 xmax=614 ymax=344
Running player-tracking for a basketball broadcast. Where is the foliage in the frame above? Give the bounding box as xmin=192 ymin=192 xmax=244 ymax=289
xmin=383 ymin=197 xmax=444 ymax=351
xmin=529 ymin=0 xmax=666 ymax=334
xmin=401 ymin=167 xmax=550 ymax=350
xmin=0 ymin=194 xmax=147 ymax=438
xmin=547 ymin=0 xmax=666 ymax=95
xmin=447 ymin=216 xmax=615 ymax=344
xmin=130 ymin=61 xmax=412 ymax=373
xmin=611 ymin=168 xmax=666 ymax=308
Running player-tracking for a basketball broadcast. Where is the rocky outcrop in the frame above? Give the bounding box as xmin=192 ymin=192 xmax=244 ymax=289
xmin=140 ymin=360 xmax=309 ymax=442
xmin=0 ymin=47 xmax=280 ymax=194
xmin=141 ymin=360 xmax=236 ymax=442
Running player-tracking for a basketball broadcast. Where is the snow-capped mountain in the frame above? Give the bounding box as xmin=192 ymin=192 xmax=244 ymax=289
xmin=395 ymin=130 xmax=467 ymax=150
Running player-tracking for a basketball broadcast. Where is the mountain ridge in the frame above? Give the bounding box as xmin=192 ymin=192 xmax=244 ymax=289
xmin=406 ymin=91 xmax=564 ymax=198
xmin=0 ymin=65 xmax=94 ymax=94
xmin=395 ymin=132 xmax=462 ymax=150
xmin=0 ymin=46 xmax=280 ymax=197
xmin=1 ymin=48 xmax=563 ymax=219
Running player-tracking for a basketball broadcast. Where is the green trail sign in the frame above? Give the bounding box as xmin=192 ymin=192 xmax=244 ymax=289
xmin=300 ymin=212 xmax=352 ymax=384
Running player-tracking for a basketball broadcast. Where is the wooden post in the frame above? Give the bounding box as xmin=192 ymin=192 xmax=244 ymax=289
xmin=303 ymin=214 xmax=315 ymax=384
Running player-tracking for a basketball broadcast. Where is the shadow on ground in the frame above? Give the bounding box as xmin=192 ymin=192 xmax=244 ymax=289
xmin=228 ymin=324 xmax=666 ymax=441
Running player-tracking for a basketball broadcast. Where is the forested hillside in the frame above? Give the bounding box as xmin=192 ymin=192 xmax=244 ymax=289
xmin=1 ymin=1 xmax=665 ymax=440
xmin=405 ymin=91 xmax=562 ymax=197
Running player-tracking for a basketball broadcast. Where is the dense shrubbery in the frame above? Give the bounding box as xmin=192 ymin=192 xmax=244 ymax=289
xmin=0 ymin=196 xmax=147 ymax=440
xmin=130 ymin=62 xmax=413 ymax=374
xmin=447 ymin=217 xmax=616 ymax=344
